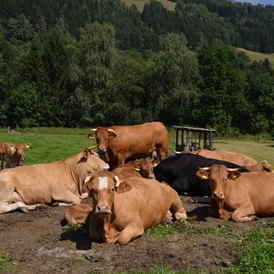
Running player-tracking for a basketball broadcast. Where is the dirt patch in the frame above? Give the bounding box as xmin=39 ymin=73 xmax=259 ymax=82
xmin=0 ymin=196 xmax=272 ymax=274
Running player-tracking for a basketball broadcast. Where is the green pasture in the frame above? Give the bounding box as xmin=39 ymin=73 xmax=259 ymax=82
xmin=0 ymin=127 xmax=274 ymax=165
xmin=121 ymin=0 xmax=176 ymax=11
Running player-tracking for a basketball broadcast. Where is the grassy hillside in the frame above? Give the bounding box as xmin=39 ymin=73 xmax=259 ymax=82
xmin=237 ymin=47 xmax=274 ymax=66
xmin=121 ymin=0 xmax=175 ymax=11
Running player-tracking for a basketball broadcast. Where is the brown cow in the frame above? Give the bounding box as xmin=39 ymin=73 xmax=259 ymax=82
xmin=243 ymin=160 xmax=273 ymax=173
xmin=196 ymin=164 xmax=274 ymax=222
xmin=6 ymin=143 xmax=31 ymax=168
xmin=0 ymin=142 xmax=15 ymax=171
xmin=176 ymin=148 xmax=258 ymax=166
xmin=65 ymin=157 xmax=159 ymax=228
xmin=0 ymin=146 xmax=109 ymax=213
xmin=65 ymin=203 xmax=92 ymax=228
xmin=88 ymin=122 xmax=169 ymax=169
xmin=83 ymin=171 xmax=187 ymax=245
xmin=112 ymin=158 xmax=159 ymax=179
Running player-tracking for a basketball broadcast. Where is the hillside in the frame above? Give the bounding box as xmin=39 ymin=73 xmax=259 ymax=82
xmin=121 ymin=0 xmax=176 ymax=11
xmin=237 ymin=48 xmax=274 ymax=66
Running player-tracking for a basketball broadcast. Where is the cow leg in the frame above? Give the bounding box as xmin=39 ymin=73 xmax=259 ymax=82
xmin=0 ymin=202 xmax=29 ymax=213
xmin=117 ymin=223 xmax=144 ymax=246
xmin=158 ymin=148 xmax=168 ymax=160
xmin=169 ymin=194 xmax=187 ymax=220
xmin=231 ymin=206 xmax=257 ymax=223
xmin=52 ymin=190 xmax=82 ymax=206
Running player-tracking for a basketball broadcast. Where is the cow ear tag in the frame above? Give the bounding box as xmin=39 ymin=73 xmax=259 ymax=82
xmin=135 ymin=167 xmax=140 ymax=171
xmin=10 ymin=146 xmax=15 ymax=152
xmin=202 ymin=175 xmax=208 ymax=179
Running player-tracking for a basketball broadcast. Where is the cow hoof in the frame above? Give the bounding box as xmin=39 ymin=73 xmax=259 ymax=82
xmin=251 ymin=215 xmax=259 ymax=221
xmin=19 ymin=207 xmax=29 ymax=213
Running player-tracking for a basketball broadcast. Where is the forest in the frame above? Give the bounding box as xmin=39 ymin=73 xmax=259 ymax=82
xmin=0 ymin=0 xmax=274 ymax=137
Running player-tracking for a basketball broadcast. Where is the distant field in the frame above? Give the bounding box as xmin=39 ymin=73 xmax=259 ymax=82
xmin=1 ymin=128 xmax=273 ymax=167
xmin=121 ymin=0 xmax=175 ymax=11
xmin=236 ymin=47 xmax=274 ymax=66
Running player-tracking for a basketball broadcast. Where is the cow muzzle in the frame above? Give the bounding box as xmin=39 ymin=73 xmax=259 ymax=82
xmin=98 ymin=147 xmax=107 ymax=152
xmin=213 ymin=191 xmax=224 ymax=200
xmin=96 ymin=204 xmax=111 ymax=217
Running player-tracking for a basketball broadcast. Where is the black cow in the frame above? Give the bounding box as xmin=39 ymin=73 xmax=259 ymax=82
xmin=154 ymin=153 xmax=249 ymax=202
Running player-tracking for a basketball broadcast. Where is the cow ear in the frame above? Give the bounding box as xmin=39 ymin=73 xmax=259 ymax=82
xmin=152 ymin=160 xmax=160 ymax=167
xmin=115 ymin=177 xmax=132 ymax=193
xmin=10 ymin=145 xmax=15 ymax=152
xmin=196 ymin=169 xmax=209 ymax=180
xmin=107 ymin=129 xmax=117 ymax=139
xmin=134 ymin=162 xmax=141 ymax=172
xmin=82 ymin=148 xmax=89 ymax=158
xmin=228 ymin=171 xmax=241 ymax=180
xmin=88 ymin=133 xmax=96 ymax=139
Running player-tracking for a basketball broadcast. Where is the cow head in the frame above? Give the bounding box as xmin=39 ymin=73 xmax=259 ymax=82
xmin=134 ymin=158 xmax=159 ymax=179
xmin=84 ymin=171 xmax=132 ymax=218
xmin=88 ymin=127 xmax=117 ymax=152
xmin=82 ymin=146 xmax=109 ymax=173
xmin=196 ymin=164 xmax=241 ymax=200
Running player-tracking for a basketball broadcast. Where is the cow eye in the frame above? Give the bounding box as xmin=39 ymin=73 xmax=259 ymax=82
xmin=111 ymin=188 xmax=115 ymax=192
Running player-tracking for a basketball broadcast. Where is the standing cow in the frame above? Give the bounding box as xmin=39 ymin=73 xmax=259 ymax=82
xmin=83 ymin=171 xmax=187 ymax=245
xmin=88 ymin=122 xmax=169 ymax=169
xmin=0 ymin=146 xmax=109 ymax=213
xmin=196 ymin=164 xmax=274 ymax=222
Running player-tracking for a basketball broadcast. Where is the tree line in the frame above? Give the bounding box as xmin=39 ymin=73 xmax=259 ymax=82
xmin=0 ymin=0 xmax=273 ymax=137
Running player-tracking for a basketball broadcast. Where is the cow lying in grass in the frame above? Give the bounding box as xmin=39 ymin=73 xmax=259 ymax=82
xmin=196 ymin=164 xmax=274 ymax=222
xmin=0 ymin=146 xmax=109 ymax=213
xmin=83 ymin=171 xmax=187 ymax=245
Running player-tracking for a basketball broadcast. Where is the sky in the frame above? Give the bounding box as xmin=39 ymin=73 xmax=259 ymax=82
xmin=235 ymin=0 xmax=274 ymax=5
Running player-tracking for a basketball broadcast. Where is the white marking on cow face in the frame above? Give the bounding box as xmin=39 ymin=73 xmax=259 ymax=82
xmin=98 ymin=177 xmax=108 ymax=190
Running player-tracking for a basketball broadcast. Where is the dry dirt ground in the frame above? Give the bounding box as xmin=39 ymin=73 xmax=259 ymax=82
xmin=0 ymin=195 xmax=272 ymax=274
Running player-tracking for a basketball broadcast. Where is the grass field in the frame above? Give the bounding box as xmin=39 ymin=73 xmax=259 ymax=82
xmin=121 ymin=0 xmax=175 ymax=11
xmin=236 ymin=47 xmax=274 ymax=66
xmin=1 ymin=128 xmax=274 ymax=166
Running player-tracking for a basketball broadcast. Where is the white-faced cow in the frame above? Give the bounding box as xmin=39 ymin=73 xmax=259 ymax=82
xmin=0 ymin=147 xmax=109 ymax=213
xmin=88 ymin=122 xmax=169 ymax=170
xmin=65 ymin=157 xmax=159 ymax=228
xmin=196 ymin=164 xmax=274 ymax=222
xmin=6 ymin=143 xmax=31 ymax=168
xmin=83 ymin=171 xmax=187 ymax=245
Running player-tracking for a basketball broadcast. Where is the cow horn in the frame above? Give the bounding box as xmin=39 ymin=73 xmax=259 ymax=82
xmin=87 ymin=146 xmax=96 ymax=150
xmin=114 ymin=176 xmax=120 ymax=187
xmin=90 ymin=128 xmax=97 ymax=133
xmin=173 ymin=151 xmax=182 ymax=154
xmin=227 ymin=168 xmax=240 ymax=171
xmin=199 ymin=167 xmax=210 ymax=170
xmin=84 ymin=175 xmax=92 ymax=184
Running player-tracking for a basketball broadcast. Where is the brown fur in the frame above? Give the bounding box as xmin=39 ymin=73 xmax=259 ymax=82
xmin=195 ymin=149 xmax=258 ymax=166
xmin=0 ymin=147 xmax=109 ymax=213
xmin=84 ymin=171 xmax=187 ymax=245
xmin=196 ymin=164 xmax=274 ymax=222
xmin=243 ymin=160 xmax=273 ymax=173
xmin=88 ymin=122 xmax=169 ymax=169
xmin=65 ymin=204 xmax=92 ymax=228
